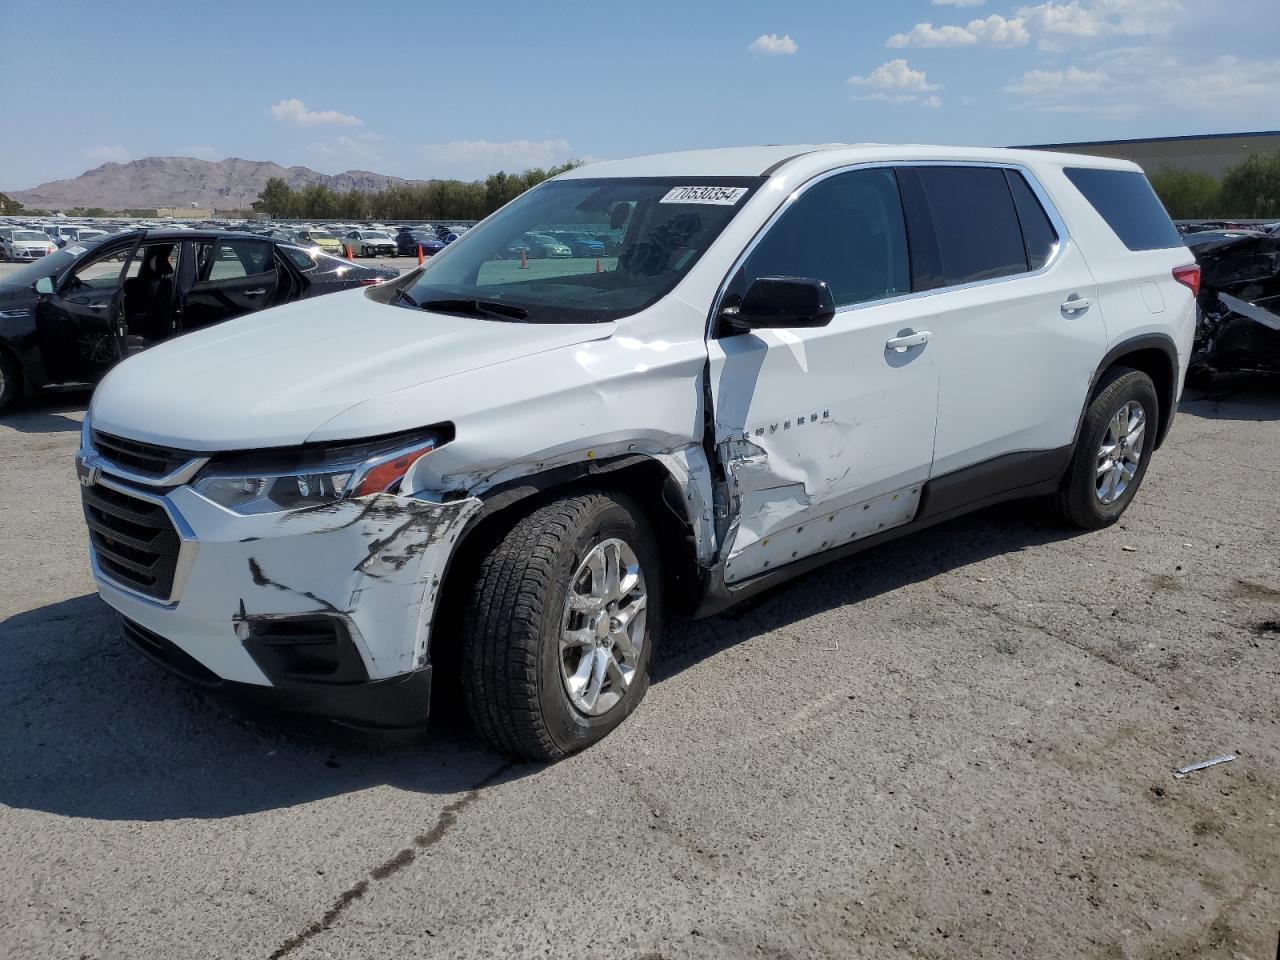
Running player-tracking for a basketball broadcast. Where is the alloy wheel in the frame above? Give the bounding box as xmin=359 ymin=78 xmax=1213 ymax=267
xmin=559 ymin=538 xmax=647 ymax=717
xmin=1095 ymin=400 xmax=1146 ymax=504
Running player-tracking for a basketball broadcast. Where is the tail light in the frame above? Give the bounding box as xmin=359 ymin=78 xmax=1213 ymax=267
xmin=1172 ymin=264 xmax=1200 ymax=297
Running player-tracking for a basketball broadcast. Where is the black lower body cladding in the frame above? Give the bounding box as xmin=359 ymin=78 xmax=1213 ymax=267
xmin=120 ymin=616 xmax=433 ymax=730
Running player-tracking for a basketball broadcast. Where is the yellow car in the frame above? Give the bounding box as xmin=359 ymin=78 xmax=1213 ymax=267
xmin=293 ymin=228 xmax=343 ymax=255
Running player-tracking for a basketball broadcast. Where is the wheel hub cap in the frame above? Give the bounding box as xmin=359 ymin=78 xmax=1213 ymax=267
xmin=559 ymin=538 xmax=647 ymax=717
xmin=1095 ymin=400 xmax=1146 ymax=505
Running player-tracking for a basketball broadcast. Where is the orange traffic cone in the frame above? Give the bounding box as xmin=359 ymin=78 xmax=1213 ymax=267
xmin=417 ymin=244 xmax=425 ymax=265
xmin=346 ymin=244 xmax=354 ymax=261
xmin=519 ymin=248 xmax=529 ymax=269
xmin=595 ymin=258 xmax=603 ymax=273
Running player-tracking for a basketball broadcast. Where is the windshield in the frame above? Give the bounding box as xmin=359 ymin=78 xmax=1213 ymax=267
xmin=1 ymin=248 xmax=80 ymax=285
xmin=307 ymin=229 xmax=335 ymax=239
xmin=365 ymin=231 xmax=392 ymax=240
xmin=14 ymin=231 xmax=47 ymax=241
xmin=404 ymin=176 xmax=761 ymax=323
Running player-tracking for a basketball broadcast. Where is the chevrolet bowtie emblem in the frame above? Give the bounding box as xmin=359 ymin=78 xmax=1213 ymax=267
xmin=76 ymin=458 xmax=100 ymax=488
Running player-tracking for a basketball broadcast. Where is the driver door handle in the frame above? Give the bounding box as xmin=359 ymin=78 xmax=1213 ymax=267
xmin=885 ymin=330 xmax=931 ymax=352
xmin=86 ymin=303 xmax=109 ymax=311
xmin=244 ymin=288 xmax=267 ymax=296
xmin=1061 ymin=296 xmax=1091 ymax=313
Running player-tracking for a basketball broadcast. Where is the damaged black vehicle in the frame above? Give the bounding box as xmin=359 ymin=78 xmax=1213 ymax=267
xmin=0 ymin=230 xmax=398 ymax=412
xmin=1184 ymin=229 xmax=1280 ymax=383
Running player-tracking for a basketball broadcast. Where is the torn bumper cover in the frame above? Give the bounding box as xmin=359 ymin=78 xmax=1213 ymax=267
xmin=1188 ymin=231 xmax=1280 ymax=376
xmin=82 ymin=468 xmax=480 ymax=729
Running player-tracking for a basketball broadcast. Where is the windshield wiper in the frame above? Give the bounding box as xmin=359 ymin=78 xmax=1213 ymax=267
xmin=417 ymin=297 xmax=530 ymax=321
xmin=392 ymin=286 xmax=419 ymax=308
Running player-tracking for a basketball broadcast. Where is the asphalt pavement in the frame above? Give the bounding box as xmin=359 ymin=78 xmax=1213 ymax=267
xmin=1 ymin=363 xmax=1278 ymax=957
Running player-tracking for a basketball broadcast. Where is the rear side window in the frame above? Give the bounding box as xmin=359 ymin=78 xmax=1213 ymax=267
xmin=899 ymin=166 xmax=1029 ymax=287
xmin=1064 ymin=167 xmax=1181 ymax=251
xmin=1005 ymin=171 xmax=1058 ymax=270
xmin=197 ymin=238 xmax=274 ymax=281
xmin=738 ymin=168 xmax=910 ymax=308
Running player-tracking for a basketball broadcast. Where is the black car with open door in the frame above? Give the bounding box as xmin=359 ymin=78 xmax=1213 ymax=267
xmin=0 ymin=230 xmax=398 ymax=411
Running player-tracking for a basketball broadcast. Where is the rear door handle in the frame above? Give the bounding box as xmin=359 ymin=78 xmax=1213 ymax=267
xmin=1061 ymin=296 xmax=1091 ymax=313
xmin=885 ymin=330 xmax=931 ymax=352
xmin=244 ymin=288 xmax=267 ymax=296
xmin=87 ymin=303 xmax=109 ymax=311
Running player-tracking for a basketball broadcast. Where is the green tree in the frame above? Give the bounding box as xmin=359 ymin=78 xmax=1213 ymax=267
xmin=1149 ymin=168 xmax=1221 ymax=220
xmin=253 ymin=177 xmax=298 ymax=217
xmin=1219 ymin=152 xmax=1280 ymax=219
xmin=0 ymin=192 xmax=24 ymax=215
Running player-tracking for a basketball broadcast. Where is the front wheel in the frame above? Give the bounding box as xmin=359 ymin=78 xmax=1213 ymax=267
xmin=0 ymin=349 xmax=21 ymax=413
xmin=1053 ymin=366 xmax=1159 ymax=529
xmin=461 ymin=490 xmax=661 ymax=761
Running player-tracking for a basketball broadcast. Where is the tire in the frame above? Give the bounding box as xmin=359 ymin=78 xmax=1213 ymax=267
xmin=0 ymin=348 xmax=22 ymax=414
xmin=460 ymin=490 xmax=662 ymax=761
xmin=1053 ymin=366 xmax=1159 ymax=529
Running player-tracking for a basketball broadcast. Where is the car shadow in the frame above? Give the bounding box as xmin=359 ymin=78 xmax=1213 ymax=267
xmin=653 ymin=500 xmax=1076 ymax=683
xmin=1180 ymin=371 xmax=1280 ymax=421
xmin=0 ymin=500 xmax=1075 ymax=823
xmin=0 ymin=594 xmax=521 ymax=822
xmin=0 ymin=388 xmax=91 ymax=434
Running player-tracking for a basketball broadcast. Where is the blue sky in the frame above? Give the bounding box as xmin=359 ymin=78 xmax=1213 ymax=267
xmin=2 ymin=0 xmax=1277 ymax=190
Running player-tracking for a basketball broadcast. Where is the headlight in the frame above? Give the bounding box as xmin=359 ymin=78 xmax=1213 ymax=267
xmin=192 ymin=432 xmax=443 ymax=516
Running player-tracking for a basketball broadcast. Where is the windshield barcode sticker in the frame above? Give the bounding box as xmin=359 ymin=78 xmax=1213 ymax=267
xmin=660 ymin=186 xmax=749 ymax=205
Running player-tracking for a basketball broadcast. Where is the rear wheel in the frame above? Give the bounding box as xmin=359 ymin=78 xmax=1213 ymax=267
xmin=460 ymin=490 xmax=661 ymax=761
xmin=1054 ymin=366 xmax=1158 ymax=529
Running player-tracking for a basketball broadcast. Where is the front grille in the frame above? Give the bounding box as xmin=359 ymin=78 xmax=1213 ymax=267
xmin=82 ymin=483 xmax=182 ymax=600
xmin=93 ymin=431 xmax=199 ymax=479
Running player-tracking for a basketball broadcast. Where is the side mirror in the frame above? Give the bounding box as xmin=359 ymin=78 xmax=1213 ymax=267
xmin=723 ymin=276 xmax=835 ymax=330
xmin=34 ymin=276 xmax=54 ymax=296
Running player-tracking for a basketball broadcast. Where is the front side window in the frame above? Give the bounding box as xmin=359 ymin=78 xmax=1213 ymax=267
xmin=733 ymin=168 xmax=909 ymax=309
xmin=900 ymin=166 xmax=1029 ymax=288
xmin=404 ymin=176 xmax=761 ymax=323
xmin=66 ymin=246 xmax=134 ymax=291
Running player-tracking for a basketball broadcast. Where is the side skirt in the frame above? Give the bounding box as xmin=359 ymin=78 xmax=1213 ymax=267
xmin=693 ymin=445 xmax=1072 ymax=618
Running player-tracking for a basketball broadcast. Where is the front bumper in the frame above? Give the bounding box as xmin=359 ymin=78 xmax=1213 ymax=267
xmin=121 ymin=615 xmax=436 ymax=728
xmin=78 ymin=445 xmax=481 ymax=725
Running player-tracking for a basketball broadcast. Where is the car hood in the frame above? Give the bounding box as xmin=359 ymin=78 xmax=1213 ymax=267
xmin=0 ymin=283 xmax=36 ymax=308
xmin=90 ymin=286 xmax=613 ymax=451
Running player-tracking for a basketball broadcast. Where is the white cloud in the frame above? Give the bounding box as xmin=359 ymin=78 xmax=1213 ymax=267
xmin=887 ymin=14 xmax=1029 ymax=47
xmin=747 ymin=33 xmax=798 ymax=56
xmin=269 ymin=98 xmax=362 ymax=127
xmin=1015 ymin=0 xmax=1184 ymax=47
xmin=179 ymin=145 xmax=219 ymax=160
xmin=1004 ymin=66 xmax=1108 ymax=95
xmin=308 ymin=132 xmax=388 ymax=169
xmin=848 ymin=60 xmax=944 ymax=105
xmin=933 ymin=0 xmax=984 ymax=5
xmin=414 ymin=138 xmax=576 ymax=179
xmin=86 ymin=145 xmax=129 ymax=163
xmin=1158 ymin=54 xmax=1280 ymax=115
xmin=848 ymin=59 xmax=940 ymax=92
xmin=1005 ymin=51 xmax=1280 ymax=122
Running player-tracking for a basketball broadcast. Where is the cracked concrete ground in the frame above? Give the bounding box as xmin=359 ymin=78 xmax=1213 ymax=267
xmin=1 ymin=375 xmax=1278 ymax=960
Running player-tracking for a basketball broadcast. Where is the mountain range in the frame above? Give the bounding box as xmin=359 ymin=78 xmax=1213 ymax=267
xmin=7 ymin=156 xmax=424 ymax=211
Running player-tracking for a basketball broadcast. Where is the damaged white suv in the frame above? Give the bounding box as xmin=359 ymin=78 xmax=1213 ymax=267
xmin=78 ymin=145 xmax=1199 ymax=760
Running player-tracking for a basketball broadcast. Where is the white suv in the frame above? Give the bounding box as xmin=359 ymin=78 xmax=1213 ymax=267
xmin=77 ymin=144 xmax=1198 ymax=759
